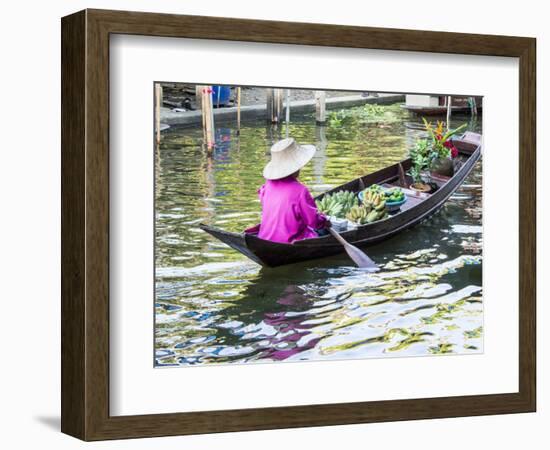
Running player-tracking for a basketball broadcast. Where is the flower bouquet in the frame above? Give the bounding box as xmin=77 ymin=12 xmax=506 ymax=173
xmin=422 ymin=118 xmax=467 ymax=177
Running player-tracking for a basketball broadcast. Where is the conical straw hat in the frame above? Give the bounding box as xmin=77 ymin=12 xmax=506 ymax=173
xmin=263 ymin=138 xmax=317 ymax=180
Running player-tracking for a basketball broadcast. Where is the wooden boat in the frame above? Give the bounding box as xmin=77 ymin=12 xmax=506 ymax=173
xmin=401 ymin=96 xmax=482 ymax=116
xmin=401 ymin=104 xmax=483 ymax=116
xmin=200 ymin=132 xmax=482 ymax=267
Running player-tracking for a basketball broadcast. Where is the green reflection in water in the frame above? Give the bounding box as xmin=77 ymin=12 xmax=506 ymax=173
xmin=154 ymin=103 xmax=483 ymax=366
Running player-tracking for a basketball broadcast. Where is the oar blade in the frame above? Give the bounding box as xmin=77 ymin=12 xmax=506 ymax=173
xmin=344 ymin=242 xmax=378 ymax=269
xmin=327 ymin=227 xmax=378 ymax=270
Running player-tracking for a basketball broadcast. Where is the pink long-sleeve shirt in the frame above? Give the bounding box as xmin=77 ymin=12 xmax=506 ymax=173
xmin=252 ymin=176 xmax=327 ymax=244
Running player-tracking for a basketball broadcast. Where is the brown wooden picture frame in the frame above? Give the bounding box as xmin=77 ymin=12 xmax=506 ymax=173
xmin=61 ymin=9 xmax=536 ymax=441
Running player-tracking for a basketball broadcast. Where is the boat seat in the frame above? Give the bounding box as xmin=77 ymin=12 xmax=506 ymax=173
xmin=399 ymin=193 xmax=425 ymax=211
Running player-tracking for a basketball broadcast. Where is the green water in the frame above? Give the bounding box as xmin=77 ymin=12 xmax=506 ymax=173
xmin=154 ymin=104 xmax=483 ymax=366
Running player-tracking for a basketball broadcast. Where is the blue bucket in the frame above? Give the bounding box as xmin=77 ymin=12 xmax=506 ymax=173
xmin=211 ymin=85 xmax=231 ymax=106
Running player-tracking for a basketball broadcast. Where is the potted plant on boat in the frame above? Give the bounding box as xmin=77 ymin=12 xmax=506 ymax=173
xmin=422 ymin=118 xmax=467 ymax=178
xmin=409 ymin=139 xmax=432 ymax=193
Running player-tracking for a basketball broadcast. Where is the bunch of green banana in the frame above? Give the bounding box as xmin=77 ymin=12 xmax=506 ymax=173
xmin=332 ymin=190 xmax=359 ymax=216
xmin=346 ymin=205 xmax=369 ymax=225
xmin=362 ymin=189 xmax=386 ymax=206
xmin=365 ymin=208 xmax=389 ymax=223
xmin=316 ymin=194 xmax=343 ymax=217
xmin=361 ymin=190 xmax=389 ymax=223
xmin=316 ymin=190 xmax=358 ymax=218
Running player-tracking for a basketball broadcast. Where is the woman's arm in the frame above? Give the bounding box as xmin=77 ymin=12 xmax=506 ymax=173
xmin=297 ymin=188 xmax=329 ymax=230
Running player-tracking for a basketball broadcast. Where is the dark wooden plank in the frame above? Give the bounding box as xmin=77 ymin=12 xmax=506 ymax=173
xmin=89 ymin=393 xmax=533 ymax=440
xmin=87 ymin=8 xmax=531 ymax=58
xmin=61 ymin=10 xmax=86 ymax=440
xmin=84 ymin=10 xmax=111 ymax=440
xmin=518 ymin=38 xmax=536 ymax=411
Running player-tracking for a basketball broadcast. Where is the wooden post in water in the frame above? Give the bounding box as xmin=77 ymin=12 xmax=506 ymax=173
xmin=446 ymin=95 xmax=452 ymax=130
xmin=197 ymin=84 xmax=206 ymax=140
xmin=195 ymin=85 xmax=203 ymax=111
xmin=275 ymin=89 xmax=283 ymax=123
xmin=201 ymin=86 xmax=215 ymax=150
xmin=313 ymin=122 xmax=328 ymax=184
xmin=236 ymin=86 xmax=242 ymax=136
xmin=285 ymin=89 xmax=290 ymax=138
xmin=155 ymin=83 xmax=163 ymax=145
xmin=315 ymin=91 xmax=326 ymax=124
xmin=469 ymin=96 xmax=478 ymax=116
xmin=266 ymin=89 xmax=273 ymax=123
xmin=266 ymin=88 xmax=283 ymax=123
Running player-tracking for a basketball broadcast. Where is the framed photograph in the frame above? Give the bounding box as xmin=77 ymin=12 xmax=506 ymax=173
xmin=61 ymin=9 xmax=536 ymax=441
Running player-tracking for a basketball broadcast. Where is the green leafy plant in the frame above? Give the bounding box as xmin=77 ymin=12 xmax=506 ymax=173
xmin=327 ymin=109 xmax=356 ymax=127
xmin=362 ymin=103 xmax=385 ymax=117
xmin=327 ymin=103 xmax=399 ymax=127
xmin=408 ymin=119 xmax=469 ymax=184
xmin=408 ymin=139 xmax=431 ymax=184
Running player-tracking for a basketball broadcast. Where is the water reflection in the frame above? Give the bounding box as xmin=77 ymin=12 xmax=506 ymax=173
xmin=154 ymin=104 xmax=483 ymax=366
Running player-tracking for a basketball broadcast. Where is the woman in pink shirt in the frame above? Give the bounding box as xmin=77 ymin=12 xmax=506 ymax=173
xmin=247 ymin=138 xmax=329 ymax=244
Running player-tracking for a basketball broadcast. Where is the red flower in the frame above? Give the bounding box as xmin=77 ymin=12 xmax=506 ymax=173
xmin=443 ymin=139 xmax=459 ymax=158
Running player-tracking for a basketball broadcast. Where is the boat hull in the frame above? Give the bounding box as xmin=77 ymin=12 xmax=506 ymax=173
xmin=401 ymin=105 xmax=482 ymax=116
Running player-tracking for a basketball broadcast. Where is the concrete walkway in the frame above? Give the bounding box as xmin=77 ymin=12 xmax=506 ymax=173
xmin=161 ymin=93 xmax=404 ymax=127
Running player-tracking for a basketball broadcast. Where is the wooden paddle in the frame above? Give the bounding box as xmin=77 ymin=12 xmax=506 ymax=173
xmin=327 ymin=227 xmax=378 ymax=269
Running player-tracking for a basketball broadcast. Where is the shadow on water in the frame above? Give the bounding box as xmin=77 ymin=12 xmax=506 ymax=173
xmin=154 ymin=104 xmax=483 ymax=366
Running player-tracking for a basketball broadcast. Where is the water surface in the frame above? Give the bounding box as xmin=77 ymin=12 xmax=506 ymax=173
xmin=154 ymin=104 xmax=483 ymax=366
